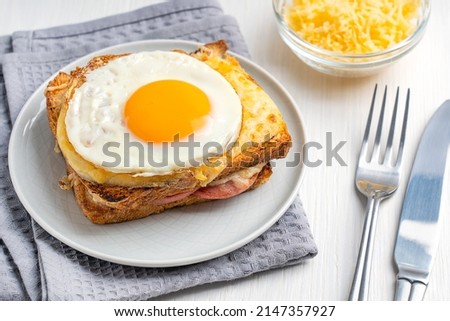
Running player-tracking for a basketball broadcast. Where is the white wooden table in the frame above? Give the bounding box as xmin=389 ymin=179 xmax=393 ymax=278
xmin=1 ymin=0 xmax=450 ymax=301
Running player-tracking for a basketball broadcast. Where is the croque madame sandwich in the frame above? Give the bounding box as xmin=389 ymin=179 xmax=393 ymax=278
xmin=45 ymin=41 xmax=291 ymax=224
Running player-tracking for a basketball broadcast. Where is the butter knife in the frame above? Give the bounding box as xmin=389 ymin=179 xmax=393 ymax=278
xmin=394 ymin=100 xmax=450 ymax=300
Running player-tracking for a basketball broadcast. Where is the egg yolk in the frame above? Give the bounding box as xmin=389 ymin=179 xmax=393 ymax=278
xmin=124 ymin=80 xmax=211 ymax=142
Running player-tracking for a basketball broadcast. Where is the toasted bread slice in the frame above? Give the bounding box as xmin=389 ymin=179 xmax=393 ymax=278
xmin=45 ymin=41 xmax=291 ymax=224
xmin=46 ymin=41 xmax=291 ymax=188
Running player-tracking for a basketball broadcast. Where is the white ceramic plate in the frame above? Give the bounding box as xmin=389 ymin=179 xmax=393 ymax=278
xmin=9 ymin=40 xmax=306 ymax=267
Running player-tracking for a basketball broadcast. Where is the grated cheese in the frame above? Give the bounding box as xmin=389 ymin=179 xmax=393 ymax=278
xmin=284 ymin=0 xmax=420 ymax=54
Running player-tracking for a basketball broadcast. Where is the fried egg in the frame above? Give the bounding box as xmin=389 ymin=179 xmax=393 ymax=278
xmin=65 ymin=51 xmax=242 ymax=175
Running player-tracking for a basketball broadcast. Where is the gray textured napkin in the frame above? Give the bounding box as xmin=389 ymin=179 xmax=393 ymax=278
xmin=0 ymin=0 xmax=317 ymax=301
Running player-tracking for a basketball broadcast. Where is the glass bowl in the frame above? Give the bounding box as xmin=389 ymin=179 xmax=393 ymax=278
xmin=273 ymin=0 xmax=431 ymax=77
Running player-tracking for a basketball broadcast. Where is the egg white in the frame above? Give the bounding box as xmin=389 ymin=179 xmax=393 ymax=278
xmin=65 ymin=51 xmax=242 ymax=175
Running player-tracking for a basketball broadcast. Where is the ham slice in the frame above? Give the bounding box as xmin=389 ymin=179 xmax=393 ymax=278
xmin=154 ymin=164 xmax=263 ymax=205
xmin=153 ymin=191 xmax=194 ymax=205
xmin=194 ymin=173 xmax=258 ymax=200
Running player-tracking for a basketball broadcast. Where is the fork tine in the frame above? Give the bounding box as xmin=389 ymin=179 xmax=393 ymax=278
xmin=395 ymin=88 xmax=410 ymax=167
xmin=371 ymin=85 xmax=387 ymax=163
xmin=383 ymin=87 xmax=400 ymax=165
xmin=360 ymin=84 xmax=378 ymax=162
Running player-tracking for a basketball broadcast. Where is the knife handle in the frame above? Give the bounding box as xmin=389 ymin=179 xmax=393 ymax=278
xmin=394 ymin=278 xmax=427 ymax=300
xmin=410 ymin=282 xmax=427 ymax=300
xmin=394 ymin=279 xmax=411 ymax=300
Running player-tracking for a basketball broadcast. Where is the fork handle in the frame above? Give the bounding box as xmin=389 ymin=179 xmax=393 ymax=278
xmin=349 ymin=196 xmax=381 ymax=301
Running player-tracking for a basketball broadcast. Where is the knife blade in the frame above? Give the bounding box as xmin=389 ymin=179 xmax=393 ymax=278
xmin=394 ymin=100 xmax=450 ymax=301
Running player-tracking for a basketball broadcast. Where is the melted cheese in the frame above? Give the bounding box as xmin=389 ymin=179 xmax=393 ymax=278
xmin=284 ymin=0 xmax=420 ymax=54
xmin=208 ymin=163 xmax=265 ymax=187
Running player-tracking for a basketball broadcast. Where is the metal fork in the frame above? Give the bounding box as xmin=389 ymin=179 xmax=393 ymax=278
xmin=348 ymin=85 xmax=410 ymax=301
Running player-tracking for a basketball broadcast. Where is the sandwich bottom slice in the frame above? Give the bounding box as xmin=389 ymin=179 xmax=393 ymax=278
xmin=46 ymin=40 xmax=292 ymax=224
xmin=66 ymin=162 xmax=272 ymax=224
